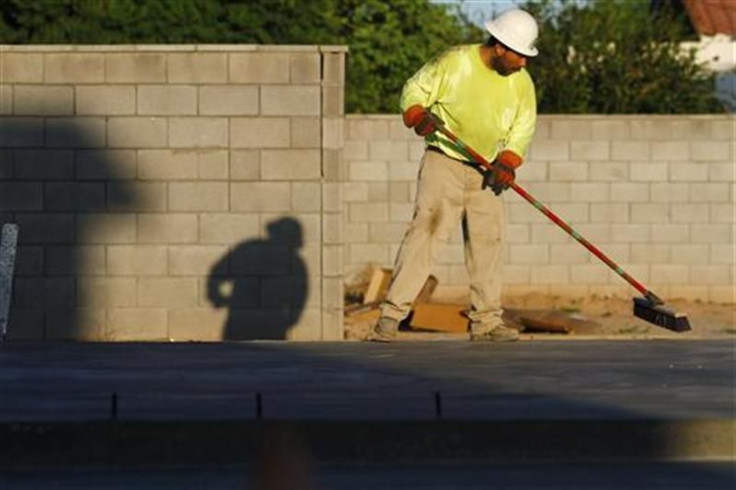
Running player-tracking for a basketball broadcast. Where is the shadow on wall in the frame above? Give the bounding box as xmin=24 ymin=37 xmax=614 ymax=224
xmin=0 ymin=117 xmax=137 ymax=340
xmin=208 ymin=217 xmax=308 ymax=341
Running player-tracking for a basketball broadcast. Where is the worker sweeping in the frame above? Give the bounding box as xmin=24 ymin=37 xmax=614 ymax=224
xmin=366 ymin=9 xmax=540 ymax=342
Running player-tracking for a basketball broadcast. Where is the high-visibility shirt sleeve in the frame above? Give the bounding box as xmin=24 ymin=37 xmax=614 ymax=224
xmin=503 ymin=79 xmax=537 ymax=159
xmin=399 ymin=52 xmax=447 ymax=112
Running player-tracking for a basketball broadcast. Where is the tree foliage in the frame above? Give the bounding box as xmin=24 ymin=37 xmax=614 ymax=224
xmin=0 ymin=0 xmax=481 ymax=113
xmin=522 ymin=0 xmax=723 ymax=113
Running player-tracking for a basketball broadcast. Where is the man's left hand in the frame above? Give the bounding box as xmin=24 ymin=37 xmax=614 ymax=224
xmin=483 ymin=150 xmax=523 ymax=195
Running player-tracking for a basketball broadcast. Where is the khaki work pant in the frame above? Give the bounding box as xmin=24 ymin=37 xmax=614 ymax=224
xmin=380 ymin=148 xmax=506 ymax=334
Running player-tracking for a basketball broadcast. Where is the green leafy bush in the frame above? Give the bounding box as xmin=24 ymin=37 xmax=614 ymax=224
xmin=523 ymin=0 xmax=724 ymax=113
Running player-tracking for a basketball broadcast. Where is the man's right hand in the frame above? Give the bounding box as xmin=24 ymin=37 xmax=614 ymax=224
xmin=403 ymin=105 xmax=439 ymax=136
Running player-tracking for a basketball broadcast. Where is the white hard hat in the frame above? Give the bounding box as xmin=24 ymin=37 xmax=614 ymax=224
xmin=484 ymin=8 xmax=539 ymax=57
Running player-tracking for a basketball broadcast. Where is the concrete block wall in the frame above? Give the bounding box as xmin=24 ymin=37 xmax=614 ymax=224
xmin=0 ymin=44 xmax=347 ymax=341
xmin=344 ymin=115 xmax=735 ymax=304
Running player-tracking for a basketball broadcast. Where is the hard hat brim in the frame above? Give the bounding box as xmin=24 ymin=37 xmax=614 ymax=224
xmin=484 ymin=21 xmax=539 ymax=57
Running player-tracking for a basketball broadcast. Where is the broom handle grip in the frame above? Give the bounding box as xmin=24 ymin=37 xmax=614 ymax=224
xmin=434 ymin=124 xmax=651 ymax=298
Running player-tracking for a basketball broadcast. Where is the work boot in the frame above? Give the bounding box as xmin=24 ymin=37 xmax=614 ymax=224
xmin=365 ymin=317 xmax=399 ymax=342
xmin=469 ymin=325 xmax=519 ymax=342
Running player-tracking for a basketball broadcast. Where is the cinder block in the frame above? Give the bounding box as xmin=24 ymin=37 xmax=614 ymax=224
xmin=710 ymin=119 xmax=735 ymax=140
xmin=649 ymin=265 xmax=691 ymax=286
xmin=570 ymin=141 xmax=610 ymax=161
xmin=231 ymin=182 xmax=291 ymax=212
xmin=0 ymin=53 xmax=42 ymax=82
xmin=690 ymin=141 xmax=731 ymax=162
xmin=199 ymin=86 xmax=258 ymax=116
xmin=609 ymin=183 xmax=649 ymax=202
xmin=15 ymin=149 xmax=74 ymax=180
xmin=367 ymin=182 xmax=388 ymax=201
xmin=291 ymin=117 xmax=321 ymax=148
xmin=349 ymin=202 xmax=388 ymax=223
xmin=669 ymin=163 xmax=709 ymax=182
xmin=76 ymin=149 xmax=136 ymax=180
xmin=12 ymin=214 xmax=73 ymax=244
xmin=630 ymin=244 xmax=670 ymax=263
xmin=369 ymin=140 xmax=408 ymax=161
xmin=45 ymin=245 xmax=105 ymax=276
xmin=532 ymin=221 xmax=576 ymax=244
xmin=107 ymin=245 xmax=168 ymax=275
xmin=322 ymin=52 xmax=345 ymax=86
xmin=345 ymin=223 xmax=368 ymax=243
xmin=710 ymin=203 xmax=735 ymax=223
xmin=322 ymin=213 xmax=344 ymax=244
xmin=651 ymin=224 xmax=689 ymax=243
xmin=169 ymin=117 xmax=228 ymax=148
xmin=261 ymin=86 xmax=320 ymax=116
xmin=107 ymin=308 xmax=168 ymax=340
xmin=322 ymin=149 xmax=346 ymax=182
xmin=290 ymin=53 xmax=321 ymax=83
xmin=322 ymin=117 xmax=343 ymax=150
xmin=630 ymin=204 xmax=669 ymax=224
xmin=707 ymin=286 xmax=735 ymax=303
xmin=169 ymin=182 xmax=229 ymax=211
xmin=77 ymin=277 xmax=137 ymax=307
xmin=138 ymin=85 xmax=197 ymax=115
xmin=689 ymin=183 xmax=730 ymax=202
xmin=652 ymin=141 xmax=689 ymax=161
xmin=322 ymin=85 xmax=344 ymax=117
xmin=519 ymin=160 xmax=547 ymax=182
xmin=229 ymin=52 xmax=290 ymax=84
xmin=523 ymin=182 xmax=571 ymax=202
xmin=0 ymin=117 xmax=44 ymax=147
xmin=0 ymin=85 xmax=12 ymax=114
xmin=45 ymin=308 xmax=107 ymax=341
xmin=13 ymin=245 xmax=42 ymax=276
xmin=108 ymin=117 xmax=167 ymax=148
xmin=167 ymin=308 xmax=227 ymax=341
xmin=168 ymin=245 xmax=228 ymax=276
xmin=688 ymin=265 xmax=730 ymax=286
xmin=0 ymin=182 xmax=42 ymax=211
xmin=550 ymin=119 xmax=593 ymax=140
xmin=45 ymin=182 xmax=106 ymax=211
xmin=45 ymin=53 xmax=105 ymax=83
xmin=690 ymin=224 xmax=731 ymax=244
xmin=506 ymin=223 xmax=530 ymax=244
xmin=106 ymin=53 xmax=166 ymax=83
xmin=199 ymin=213 xmax=260 ymax=244
xmin=650 ymin=183 xmax=689 ymax=203
xmin=261 ymin=149 xmax=321 ymax=180
xmin=549 ymin=161 xmax=589 ymax=181
xmin=389 ymin=202 xmax=414 ymax=222
xmin=168 ymin=53 xmax=227 ymax=83
xmin=590 ymin=203 xmax=629 ymax=223
xmin=709 ymin=162 xmax=736 ymax=181
xmin=107 ymin=182 xmax=167 ymax=212
xmin=347 ymin=118 xmax=389 ymax=141
xmin=77 ymin=213 xmax=136 ymax=244
xmin=507 ymin=202 xmax=548 ymax=224
xmin=230 ymin=117 xmax=290 ymax=148
xmin=13 ymin=85 xmax=73 ymax=115
xmin=509 ymin=244 xmax=549 ymax=265
xmin=46 ymin=117 xmax=107 ymax=148
xmin=591 ymin=120 xmax=630 ymax=140
xmin=529 ymin=139 xmax=569 ymax=161
xmin=550 ymin=244 xmax=590 ymax=264
xmin=630 ymin=162 xmax=668 ymax=181
xmin=137 ymin=214 xmax=198 ymax=243
xmin=350 ymin=161 xmax=388 ymax=182
xmin=349 ymin=243 xmax=391 ymax=267
xmin=197 ymin=150 xmax=229 ymax=180
xmin=711 ymin=244 xmax=735 ymax=264
xmin=292 ymin=181 xmax=321 ymax=212
xmin=138 ymin=149 xmax=199 ymax=180
xmin=671 ymin=203 xmax=709 ymax=223
xmin=343 ymin=140 xmax=368 ymax=161
xmin=389 ymin=119 xmax=415 ymax=141
xmin=368 ymin=222 xmax=411 ymax=243
xmin=669 ymin=244 xmax=710 ymax=265
xmin=610 ymin=224 xmax=650 ymax=243
xmin=531 ymin=265 xmax=569 ymax=285
xmin=230 ymin=150 xmax=259 ymax=180
xmin=611 ymin=141 xmax=650 ymax=161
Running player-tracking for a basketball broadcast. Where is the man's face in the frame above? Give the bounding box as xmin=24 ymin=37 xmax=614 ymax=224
xmin=492 ymin=45 xmax=527 ymax=76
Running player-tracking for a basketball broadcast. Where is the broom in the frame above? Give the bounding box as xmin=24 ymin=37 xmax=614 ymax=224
xmin=429 ymin=116 xmax=690 ymax=332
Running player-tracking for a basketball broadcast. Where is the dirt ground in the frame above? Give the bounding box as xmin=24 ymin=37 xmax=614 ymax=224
xmin=344 ymin=292 xmax=735 ymax=340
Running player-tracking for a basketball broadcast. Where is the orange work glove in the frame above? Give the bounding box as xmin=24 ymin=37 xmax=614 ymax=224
xmin=403 ymin=105 xmax=439 ymax=136
xmin=483 ymin=150 xmax=523 ymax=195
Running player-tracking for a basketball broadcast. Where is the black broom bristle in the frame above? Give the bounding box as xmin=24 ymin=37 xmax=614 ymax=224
xmin=633 ymin=297 xmax=691 ymax=332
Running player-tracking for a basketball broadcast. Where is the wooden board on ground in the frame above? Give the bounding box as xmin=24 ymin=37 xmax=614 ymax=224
xmin=504 ymin=308 xmax=600 ymax=334
xmin=362 ymin=268 xmax=392 ymax=304
xmin=409 ymin=303 xmax=469 ymax=333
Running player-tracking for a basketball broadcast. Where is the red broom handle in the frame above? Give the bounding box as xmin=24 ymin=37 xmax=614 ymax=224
xmin=434 ymin=123 xmax=659 ymax=303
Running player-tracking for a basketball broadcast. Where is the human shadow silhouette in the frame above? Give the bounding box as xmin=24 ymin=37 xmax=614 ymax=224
xmin=1 ymin=117 xmax=136 ymax=340
xmin=207 ymin=217 xmax=308 ymax=340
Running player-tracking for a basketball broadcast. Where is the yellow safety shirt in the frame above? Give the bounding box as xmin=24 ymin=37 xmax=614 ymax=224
xmin=400 ymin=44 xmax=537 ymax=163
